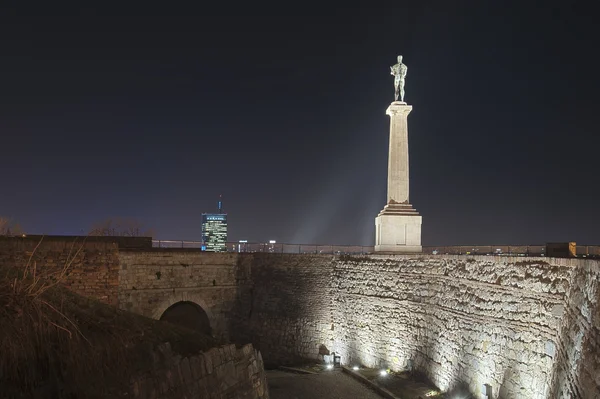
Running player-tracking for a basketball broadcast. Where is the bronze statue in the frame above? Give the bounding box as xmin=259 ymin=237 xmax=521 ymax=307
xmin=390 ymin=55 xmax=407 ymax=102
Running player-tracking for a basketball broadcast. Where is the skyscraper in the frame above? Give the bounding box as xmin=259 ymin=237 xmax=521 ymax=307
xmin=201 ymin=197 xmax=228 ymax=252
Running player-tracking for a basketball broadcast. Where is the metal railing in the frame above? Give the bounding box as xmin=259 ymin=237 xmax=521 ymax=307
xmin=151 ymin=240 xmax=600 ymax=258
xmin=422 ymin=245 xmax=600 ymax=257
xmin=152 ymin=240 xmax=373 ymax=254
xmin=576 ymin=245 xmax=600 ymax=257
xmin=422 ymin=245 xmax=547 ymax=256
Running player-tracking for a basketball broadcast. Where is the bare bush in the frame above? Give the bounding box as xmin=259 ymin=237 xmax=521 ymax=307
xmin=0 ymin=216 xmax=23 ymax=236
xmin=0 ymin=236 xmax=93 ymax=395
xmin=89 ymin=217 xmax=154 ymax=237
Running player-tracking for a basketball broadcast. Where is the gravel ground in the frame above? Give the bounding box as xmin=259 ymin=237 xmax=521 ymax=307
xmin=267 ymin=370 xmax=384 ymax=399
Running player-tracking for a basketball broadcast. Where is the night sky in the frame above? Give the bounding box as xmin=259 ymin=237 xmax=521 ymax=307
xmin=1 ymin=3 xmax=597 ymax=246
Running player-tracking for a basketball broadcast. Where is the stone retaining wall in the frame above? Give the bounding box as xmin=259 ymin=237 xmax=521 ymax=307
xmin=549 ymin=259 xmax=600 ymax=398
xmin=131 ymin=342 xmax=268 ymax=399
xmin=331 ymin=255 xmax=574 ymax=399
xmin=238 ymin=254 xmax=599 ymax=399
xmin=231 ymin=254 xmax=334 ymax=366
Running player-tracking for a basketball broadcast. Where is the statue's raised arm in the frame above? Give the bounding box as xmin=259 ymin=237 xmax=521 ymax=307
xmin=390 ymin=55 xmax=407 ymax=102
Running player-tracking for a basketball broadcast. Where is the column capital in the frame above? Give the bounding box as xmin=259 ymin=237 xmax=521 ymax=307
xmin=386 ymin=102 xmax=412 ymax=117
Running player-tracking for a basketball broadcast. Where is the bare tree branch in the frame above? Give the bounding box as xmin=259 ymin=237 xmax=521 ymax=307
xmin=89 ymin=217 xmax=153 ymax=237
xmin=0 ymin=217 xmax=24 ymax=236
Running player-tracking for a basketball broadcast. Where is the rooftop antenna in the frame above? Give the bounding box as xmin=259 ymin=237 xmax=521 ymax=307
xmin=217 ymin=195 xmax=223 ymax=214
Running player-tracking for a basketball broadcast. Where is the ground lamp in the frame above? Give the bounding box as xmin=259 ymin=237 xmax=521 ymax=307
xmin=333 ymin=354 xmax=341 ymax=367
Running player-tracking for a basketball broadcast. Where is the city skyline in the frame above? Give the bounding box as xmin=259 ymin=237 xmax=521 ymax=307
xmin=1 ymin=3 xmax=597 ymax=245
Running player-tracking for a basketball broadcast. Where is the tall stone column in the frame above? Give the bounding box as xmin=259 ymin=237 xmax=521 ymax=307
xmin=375 ymin=101 xmax=422 ymax=253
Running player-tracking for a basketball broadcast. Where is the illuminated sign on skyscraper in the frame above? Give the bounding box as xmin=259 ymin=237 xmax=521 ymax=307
xmin=201 ymin=214 xmax=227 ymax=252
xmin=201 ymin=197 xmax=228 ymax=252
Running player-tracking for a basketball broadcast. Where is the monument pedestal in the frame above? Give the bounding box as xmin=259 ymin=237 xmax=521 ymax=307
xmin=375 ymin=100 xmax=422 ymax=253
xmin=375 ymin=203 xmax=422 ymax=253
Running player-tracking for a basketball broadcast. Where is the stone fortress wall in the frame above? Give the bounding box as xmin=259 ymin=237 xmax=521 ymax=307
xmin=0 ymin=237 xmax=597 ymax=398
xmin=549 ymin=258 xmax=599 ymax=398
xmin=332 ymin=256 xmax=598 ymax=399
xmin=131 ymin=342 xmax=268 ymax=399
xmin=239 ymin=254 xmax=599 ymax=399
xmin=232 ymin=254 xmax=335 ymax=366
xmin=0 ymin=237 xmax=269 ymax=399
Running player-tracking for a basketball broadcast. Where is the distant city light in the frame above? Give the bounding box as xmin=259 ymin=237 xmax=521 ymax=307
xmin=269 ymin=240 xmax=276 ymax=244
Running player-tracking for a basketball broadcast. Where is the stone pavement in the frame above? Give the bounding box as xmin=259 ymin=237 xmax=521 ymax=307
xmin=355 ymin=368 xmax=441 ymax=398
xmin=267 ymin=370 xmax=384 ymax=399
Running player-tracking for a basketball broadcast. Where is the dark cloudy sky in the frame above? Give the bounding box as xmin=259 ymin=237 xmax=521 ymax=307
xmin=1 ymin=2 xmax=597 ymax=246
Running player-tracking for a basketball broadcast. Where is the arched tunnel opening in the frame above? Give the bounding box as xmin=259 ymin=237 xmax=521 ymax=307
xmin=159 ymin=301 xmax=212 ymax=336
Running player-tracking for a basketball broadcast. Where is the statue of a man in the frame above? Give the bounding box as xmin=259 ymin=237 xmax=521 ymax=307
xmin=390 ymin=55 xmax=407 ymax=102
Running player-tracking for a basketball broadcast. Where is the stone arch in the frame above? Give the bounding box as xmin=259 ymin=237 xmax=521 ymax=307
xmin=160 ymin=301 xmax=211 ymax=335
xmin=152 ymin=291 xmax=214 ymax=335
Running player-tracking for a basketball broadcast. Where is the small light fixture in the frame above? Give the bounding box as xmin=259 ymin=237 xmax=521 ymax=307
xmin=380 ymin=369 xmax=387 ymax=377
xmin=352 ymin=366 xmax=359 ymax=371
xmin=482 ymin=383 xmax=492 ymax=398
xmin=333 ymin=355 xmax=341 ymax=367
xmin=326 ymin=364 xmax=333 ymax=370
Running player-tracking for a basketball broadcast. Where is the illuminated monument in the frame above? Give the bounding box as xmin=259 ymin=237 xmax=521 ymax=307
xmin=375 ymin=55 xmax=422 ymax=253
xmin=201 ymin=197 xmax=228 ymax=252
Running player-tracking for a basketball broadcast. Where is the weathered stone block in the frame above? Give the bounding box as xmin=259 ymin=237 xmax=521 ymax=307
xmin=203 ymin=351 xmax=214 ymax=374
xmin=180 ymin=357 xmax=192 ymax=384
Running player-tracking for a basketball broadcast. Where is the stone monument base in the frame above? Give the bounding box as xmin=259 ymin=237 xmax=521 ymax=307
xmin=374 ymin=203 xmax=422 ymax=253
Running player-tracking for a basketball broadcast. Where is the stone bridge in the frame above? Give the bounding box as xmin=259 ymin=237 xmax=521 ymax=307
xmin=1 ymin=235 xmax=598 ymax=398
xmin=0 ymin=237 xmax=247 ymax=340
xmin=118 ymin=249 xmax=245 ymax=340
